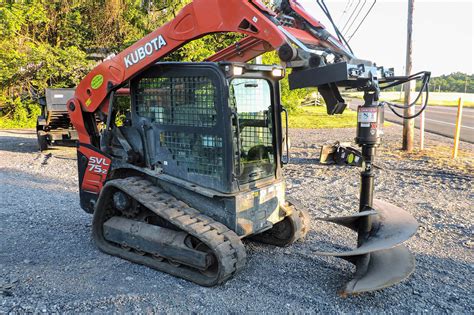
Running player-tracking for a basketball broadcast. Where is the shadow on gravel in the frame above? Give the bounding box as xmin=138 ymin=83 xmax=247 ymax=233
xmin=0 ymin=168 xmax=73 ymax=188
xmin=1 ymin=252 xmax=471 ymax=313
xmin=289 ymin=157 xmax=320 ymax=164
xmin=389 ymin=167 xmax=473 ymax=181
xmin=0 ymin=135 xmax=77 ymax=155
xmin=274 ymin=253 xmax=473 ymax=311
xmin=0 ymin=136 xmax=39 ymax=153
xmin=338 ymin=253 xmax=473 ymax=310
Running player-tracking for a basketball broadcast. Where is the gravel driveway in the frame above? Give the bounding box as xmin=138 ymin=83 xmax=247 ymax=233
xmin=1 ymin=126 xmax=472 ymax=313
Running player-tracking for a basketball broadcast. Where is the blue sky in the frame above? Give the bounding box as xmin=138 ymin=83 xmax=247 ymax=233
xmin=299 ymin=0 xmax=473 ymax=76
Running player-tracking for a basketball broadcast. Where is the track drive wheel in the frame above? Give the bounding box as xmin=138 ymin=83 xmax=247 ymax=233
xmin=250 ymin=202 xmax=310 ymax=247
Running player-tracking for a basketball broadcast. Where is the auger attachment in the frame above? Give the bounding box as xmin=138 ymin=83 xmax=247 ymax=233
xmin=316 ymin=199 xmax=418 ymax=295
xmin=315 ymin=76 xmax=419 ymax=295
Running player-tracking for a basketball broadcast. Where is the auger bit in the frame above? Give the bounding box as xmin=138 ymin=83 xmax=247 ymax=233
xmin=315 ymin=77 xmax=419 ymax=296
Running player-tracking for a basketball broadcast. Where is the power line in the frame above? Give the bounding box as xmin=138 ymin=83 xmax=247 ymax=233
xmin=317 ymin=0 xmax=354 ymax=55
xmin=337 ymin=0 xmax=353 ymax=25
xmin=343 ymin=0 xmax=367 ymax=37
xmin=347 ymin=0 xmax=377 ymax=42
xmin=341 ymin=0 xmax=361 ymax=34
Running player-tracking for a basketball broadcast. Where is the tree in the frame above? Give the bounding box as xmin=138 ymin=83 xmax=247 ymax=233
xmin=0 ymin=0 xmax=314 ymax=126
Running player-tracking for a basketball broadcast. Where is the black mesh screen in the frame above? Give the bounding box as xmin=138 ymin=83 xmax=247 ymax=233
xmin=136 ymin=76 xmax=217 ymax=127
xmin=239 ymin=113 xmax=273 ymax=152
xmin=160 ymin=132 xmax=224 ymax=178
xmin=230 ymin=78 xmax=275 ymax=184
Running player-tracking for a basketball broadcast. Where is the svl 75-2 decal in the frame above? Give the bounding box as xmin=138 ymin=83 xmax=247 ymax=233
xmin=88 ymin=156 xmax=110 ymax=174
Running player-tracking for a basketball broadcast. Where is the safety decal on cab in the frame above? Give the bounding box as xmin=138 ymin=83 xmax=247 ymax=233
xmin=88 ymin=156 xmax=110 ymax=175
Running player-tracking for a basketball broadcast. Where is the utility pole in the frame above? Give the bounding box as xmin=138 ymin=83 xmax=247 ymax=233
xmin=402 ymin=0 xmax=415 ymax=151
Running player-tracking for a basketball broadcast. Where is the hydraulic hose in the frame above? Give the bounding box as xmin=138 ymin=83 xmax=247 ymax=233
xmin=379 ymin=71 xmax=431 ymax=119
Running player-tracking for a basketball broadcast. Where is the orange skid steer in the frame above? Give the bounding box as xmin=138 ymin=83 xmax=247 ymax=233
xmin=67 ymin=0 xmax=429 ymax=295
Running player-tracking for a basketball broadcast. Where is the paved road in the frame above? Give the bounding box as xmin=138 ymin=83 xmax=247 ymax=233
xmin=349 ymin=100 xmax=474 ymax=143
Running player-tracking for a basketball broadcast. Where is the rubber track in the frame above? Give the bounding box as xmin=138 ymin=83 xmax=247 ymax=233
xmin=94 ymin=177 xmax=246 ymax=286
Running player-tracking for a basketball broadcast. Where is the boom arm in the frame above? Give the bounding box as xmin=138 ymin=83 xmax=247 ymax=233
xmin=69 ymin=0 xmax=357 ymax=145
xmin=70 ymin=0 xmax=290 ymax=144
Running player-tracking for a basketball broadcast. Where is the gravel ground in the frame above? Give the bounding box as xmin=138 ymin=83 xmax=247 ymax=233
xmin=1 ymin=126 xmax=473 ymax=313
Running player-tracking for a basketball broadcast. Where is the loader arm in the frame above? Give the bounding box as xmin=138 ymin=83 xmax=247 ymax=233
xmin=69 ymin=0 xmax=356 ymax=145
xmin=68 ymin=0 xmax=357 ymax=197
xmin=70 ymin=0 xmax=283 ymax=145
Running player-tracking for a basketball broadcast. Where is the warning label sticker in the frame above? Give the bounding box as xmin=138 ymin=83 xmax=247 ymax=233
xmin=358 ymin=108 xmax=378 ymax=123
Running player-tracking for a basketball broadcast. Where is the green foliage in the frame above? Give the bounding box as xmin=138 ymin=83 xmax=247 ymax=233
xmin=0 ymin=0 xmax=313 ymax=128
xmin=384 ymin=72 xmax=473 ymax=93
xmin=114 ymin=95 xmax=132 ymax=126
xmin=425 ymin=72 xmax=473 ymax=93
xmin=261 ymin=51 xmax=314 ymax=112
xmin=169 ymin=33 xmax=245 ymax=61
xmin=0 ymin=0 xmax=97 ymax=127
xmin=0 ymin=96 xmax=39 ymax=128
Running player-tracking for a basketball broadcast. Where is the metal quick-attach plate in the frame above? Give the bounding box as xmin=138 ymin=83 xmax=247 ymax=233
xmin=313 ymin=199 xmax=419 ymax=295
xmin=289 ymin=63 xmax=350 ymax=89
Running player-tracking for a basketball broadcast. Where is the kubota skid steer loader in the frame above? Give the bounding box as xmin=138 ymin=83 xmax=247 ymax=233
xmin=67 ymin=0 xmax=429 ymax=295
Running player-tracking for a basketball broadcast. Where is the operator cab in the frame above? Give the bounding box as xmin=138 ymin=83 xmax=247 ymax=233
xmin=121 ymin=62 xmax=286 ymax=194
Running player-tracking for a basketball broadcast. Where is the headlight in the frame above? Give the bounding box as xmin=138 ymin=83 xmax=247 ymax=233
xmin=233 ymin=66 xmax=244 ymax=76
xmin=271 ymin=68 xmax=284 ymax=77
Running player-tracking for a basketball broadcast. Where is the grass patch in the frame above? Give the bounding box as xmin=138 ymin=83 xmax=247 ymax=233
xmin=383 ymin=144 xmax=473 ymax=175
xmin=286 ymin=106 xmax=357 ymax=129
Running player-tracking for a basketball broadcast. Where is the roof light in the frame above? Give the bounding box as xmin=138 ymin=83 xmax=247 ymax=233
xmin=271 ymin=68 xmax=284 ymax=77
xmin=233 ymin=66 xmax=244 ymax=76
